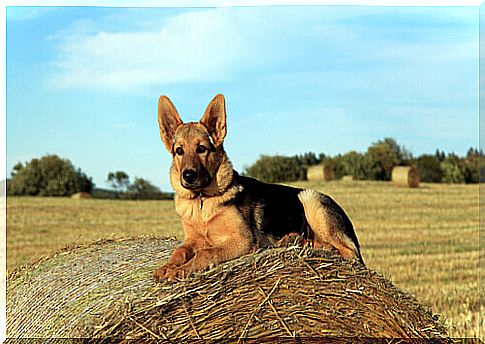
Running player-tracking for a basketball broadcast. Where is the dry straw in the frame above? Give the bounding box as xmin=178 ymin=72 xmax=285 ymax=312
xmin=307 ymin=165 xmax=334 ymax=182
xmin=392 ymin=166 xmax=420 ymax=188
xmin=7 ymin=237 xmax=448 ymax=341
xmin=7 ymin=237 xmax=179 ymax=338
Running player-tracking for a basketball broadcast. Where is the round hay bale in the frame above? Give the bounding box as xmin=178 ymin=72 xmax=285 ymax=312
xmin=342 ymin=175 xmax=354 ymax=182
xmin=7 ymin=237 xmax=180 ymax=338
xmin=71 ymin=192 xmax=92 ymax=199
xmin=307 ymin=165 xmax=334 ymax=182
xmin=7 ymin=237 xmax=449 ymax=341
xmin=392 ymin=166 xmax=420 ymax=188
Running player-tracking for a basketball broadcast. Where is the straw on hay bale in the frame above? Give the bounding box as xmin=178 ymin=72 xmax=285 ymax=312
xmin=306 ymin=165 xmax=334 ymax=182
xmin=392 ymin=166 xmax=420 ymax=188
xmin=342 ymin=175 xmax=354 ymax=182
xmin=7 ymin=237 xmax=449 ymax=341
xmin=71 ymin=192 xmax=92 ymax=199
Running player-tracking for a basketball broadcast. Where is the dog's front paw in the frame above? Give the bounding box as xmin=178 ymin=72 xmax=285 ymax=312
xmin=154 ymin=264 xmax=191 ymax=282
xmin=153 ymin=263 xmax=177 ymax=281
xmin=164 ymin=266 xmax=190 ymax=282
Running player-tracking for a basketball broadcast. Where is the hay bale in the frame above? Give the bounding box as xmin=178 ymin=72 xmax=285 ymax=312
xmin=71 ymin=192 xmax=92 ymax=199
xmin=7 ymin=237 xmax=180 ymax=338
xmin=342 ymin=175 xmax=354 ymax=182
xmin=7 ymin=237 xmax=448 ymax=341
xmin=306 ymin=165 xmax=334 ymax=182
xmin=392 ymin=166 xmax=420 ymax=188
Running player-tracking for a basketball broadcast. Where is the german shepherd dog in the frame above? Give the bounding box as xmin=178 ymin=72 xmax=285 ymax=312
xmin=154 ymin=94 xmax=363 ymax=281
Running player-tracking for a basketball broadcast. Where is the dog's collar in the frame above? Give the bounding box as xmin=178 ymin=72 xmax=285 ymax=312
xmin=197 ymin=192 xmax=205 ymax=210
xmin=192 ymin=173 xmax=243 ymax=210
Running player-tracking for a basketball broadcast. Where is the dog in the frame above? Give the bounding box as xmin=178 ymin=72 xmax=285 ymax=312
xmin=154 ymin=94 xmax=363 ymax=281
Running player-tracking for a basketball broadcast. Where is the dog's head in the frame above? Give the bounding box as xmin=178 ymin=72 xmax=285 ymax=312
xmin=158 ymin=94 xmax=231 ymax=194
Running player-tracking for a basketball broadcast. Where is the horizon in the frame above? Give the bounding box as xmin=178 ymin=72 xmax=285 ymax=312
xmin=6 ymin=6 xmax=478 ymax=192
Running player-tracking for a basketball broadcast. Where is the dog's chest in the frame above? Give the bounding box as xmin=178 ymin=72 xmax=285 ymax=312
xmin=175 ymin=196 xmax=226 ymax=223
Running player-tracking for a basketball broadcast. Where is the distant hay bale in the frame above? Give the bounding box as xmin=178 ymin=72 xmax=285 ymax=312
xmin=342 ymin=175 xmax=354 ymax=182
xmin=7 ymin=237 xmax=448 ymax=341
xmin=392 ymin=166 xmax=420 ymax=188
xmin=306 ymin=165 xmax=334 ymax=182
xmin=71 ymin=192 xmax=92 ymax=199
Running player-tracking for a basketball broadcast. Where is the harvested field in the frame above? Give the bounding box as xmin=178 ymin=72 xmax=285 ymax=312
xmin=6 ymin=181 xmax=482 ymax=338
xmin=7 ymin=237 xmax=448 ymax=341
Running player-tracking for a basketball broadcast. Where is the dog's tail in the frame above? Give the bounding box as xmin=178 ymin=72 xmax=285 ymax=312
xmin=298 ymin=189 xmax=363 ymax=264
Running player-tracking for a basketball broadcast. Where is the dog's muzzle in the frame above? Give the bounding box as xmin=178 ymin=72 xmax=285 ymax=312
xmin=182 ymin=169 xmax=198 ymax=184
xmin=181 ymin=168 xmax=211 ymax=190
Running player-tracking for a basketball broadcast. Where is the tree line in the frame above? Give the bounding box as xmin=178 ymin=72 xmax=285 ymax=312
xmin=103 ymin=170 xmax=172 ymax=200
xmin=6 ymin=155 xmax=173 ymax=199
xmin=244 ymin=138 xmax=483 ymax=184
xmin=6 ymin=139 xmax=483 ymax=197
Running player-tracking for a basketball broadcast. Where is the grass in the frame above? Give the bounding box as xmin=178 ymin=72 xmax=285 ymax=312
xmin=6 ymin=180 xmax=482 ymax=338
xmin=6 ymin=197 xmax=183 ymax=273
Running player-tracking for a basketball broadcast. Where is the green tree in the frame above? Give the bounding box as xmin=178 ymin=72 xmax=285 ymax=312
xmin=127 ymin=178 xmax=163 ymax=199
xmin=107 ymin=171 xmax=130 ymax=191
xmin=338 ymin=151 xmax=378 ymax=180
xmin=243 ymin=155 xmax=304 ymax=183
xmin=435 ymin=149 xmax=446 ymax=162
xmin=11 ymin=162 xmax=24 ymax=177
xmin=321 ymin=155 xmax=345 ymax=180
xmin=463 ymin=148 xmax=483 ymax=184
xmin=441 ymin=154 xmax=466 ymax=184
xmin=417 ymin=155 xmax=443 ymax=183
xmin=295 ymin=152 xmax=320 ymax=167
xmin=8 ymin=155 xmax=94 ymax=196
xmin=367 ymin=138 xmax=407 ymax=180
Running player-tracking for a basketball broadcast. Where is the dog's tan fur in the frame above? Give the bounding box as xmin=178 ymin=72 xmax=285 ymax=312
xmin=298 ymin=189 xmax=357 ymax=258
xmin=154 ymin=94 xmax=362 ymax=281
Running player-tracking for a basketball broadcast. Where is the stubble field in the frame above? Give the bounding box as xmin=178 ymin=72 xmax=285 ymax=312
xmin=6 ymin=180 xmax=482 ymax=338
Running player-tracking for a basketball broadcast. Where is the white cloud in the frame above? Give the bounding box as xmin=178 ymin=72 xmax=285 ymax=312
xmin=47 ymin=6 xmax=477 ymax=95
xmin=49 ymin=9 xmax=272 ymax=91
xmin=47 ymin=7 xmax=368 ymax=92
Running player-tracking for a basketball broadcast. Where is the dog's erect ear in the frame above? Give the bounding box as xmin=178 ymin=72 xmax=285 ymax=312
xmin=200 ymin=94 xmax=227 ymax=147
xmin=158 ymin=96 xmax=183 ymax=152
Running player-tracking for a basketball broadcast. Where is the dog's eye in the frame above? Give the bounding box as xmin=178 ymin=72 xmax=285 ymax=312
xmin=196 ymin=145 xmax=208 ymax=154
xmin=175 ymin=147 xmax=184 ymax=156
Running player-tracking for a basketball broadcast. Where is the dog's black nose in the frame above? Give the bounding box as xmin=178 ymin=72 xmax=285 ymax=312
xmin=182 ymin=169 xmax=198 ymax=184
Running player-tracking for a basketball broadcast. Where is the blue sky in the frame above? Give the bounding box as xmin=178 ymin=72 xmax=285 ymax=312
xmin=6 ymin=6 xmax=478 ymax=191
